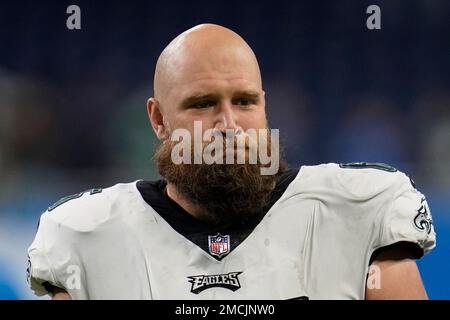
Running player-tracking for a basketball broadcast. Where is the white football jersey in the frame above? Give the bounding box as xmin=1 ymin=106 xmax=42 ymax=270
xmin=27 ymin=163 xmax=436 ymax=299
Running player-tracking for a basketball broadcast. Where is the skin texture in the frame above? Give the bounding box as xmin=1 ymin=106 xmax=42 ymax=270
xmin=365 ymin=245 xmax=428 ymax=299
xmin=50 ymin=24 xmax=429 ymax=300
xmin=148 ymin=24 xmax=266 ymax=142
xmin=51 ymin=287 xmax=71 ymax=300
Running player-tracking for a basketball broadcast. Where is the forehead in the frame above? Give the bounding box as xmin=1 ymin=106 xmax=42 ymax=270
xmin=177 ymin=72 xmax=260 ymax=100
xmin=165 ymin=45 xmax=262 ymax=102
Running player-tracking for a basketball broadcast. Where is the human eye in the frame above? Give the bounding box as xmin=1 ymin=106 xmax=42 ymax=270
xmin=234 ymin=98 xmax=256 ymax=107
xmin=190 ymin=100 xmax=216 ymax=109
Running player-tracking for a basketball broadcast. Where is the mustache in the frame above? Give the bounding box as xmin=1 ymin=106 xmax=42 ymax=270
xmin=153 ymin=135 xmax=286 ymax=225
xmin=164 ymin=126 xmax=280 ymax=175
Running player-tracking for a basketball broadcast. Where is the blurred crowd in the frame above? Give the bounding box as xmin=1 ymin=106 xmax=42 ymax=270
xmin=0 ymin=1 xmax=448 ymax=208
xmin=0 ymin=1 xmax=449 ymax=205
xmin=1 ymin=71 xmax=449 ymax=205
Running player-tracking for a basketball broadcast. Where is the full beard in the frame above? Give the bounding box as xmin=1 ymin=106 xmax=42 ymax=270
xmin=154 ymin=131 xmax=288 ymax=225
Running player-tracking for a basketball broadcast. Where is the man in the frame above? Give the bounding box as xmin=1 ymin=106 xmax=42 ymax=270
xmin=27 ymin=24 xmax=436 ymax=300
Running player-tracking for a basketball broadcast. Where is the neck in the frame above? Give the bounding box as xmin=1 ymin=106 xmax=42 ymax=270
xmin=165 ymin=182 xmax=209 ymax=222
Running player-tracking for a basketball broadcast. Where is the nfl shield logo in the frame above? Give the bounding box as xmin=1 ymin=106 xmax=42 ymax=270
xmin=208 ymin=233 xmax=230 ymax=259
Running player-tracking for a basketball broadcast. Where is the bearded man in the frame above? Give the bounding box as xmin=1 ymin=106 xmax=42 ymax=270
xmin=27 ymin=24 xmax=435 ymax=300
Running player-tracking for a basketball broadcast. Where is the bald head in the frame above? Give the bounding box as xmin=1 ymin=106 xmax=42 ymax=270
xmin=153 ymin=24 xmax=262 ymax=105
xmin=147 ymin=24 xmax=267 ymax=142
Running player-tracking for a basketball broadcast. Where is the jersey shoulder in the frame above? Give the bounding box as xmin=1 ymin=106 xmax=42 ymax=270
xmin=39 ymin=181 xmax=140 ymax=233
xmin=294 ymin=162 xmax=413 ymax=202
xmin=27 ymin=181 xmax=143 ymax=297
xmin=292 ymin=162 xmax=435 ymax=256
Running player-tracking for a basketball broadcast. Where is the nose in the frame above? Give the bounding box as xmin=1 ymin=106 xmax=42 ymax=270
xmin=214 ymin=102 xmax=242 ymax=135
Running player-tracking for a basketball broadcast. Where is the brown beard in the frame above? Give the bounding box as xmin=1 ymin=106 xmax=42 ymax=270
xmin=154 ymin=132 xmax=288 ymax=225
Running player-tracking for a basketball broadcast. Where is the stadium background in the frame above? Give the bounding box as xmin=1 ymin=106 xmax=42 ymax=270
xmin=0 ymin=0 xmax=449 ymax=299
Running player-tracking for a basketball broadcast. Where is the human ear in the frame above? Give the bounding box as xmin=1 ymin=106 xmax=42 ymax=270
xmin=147 ymin=98 xmax=168 ymax=140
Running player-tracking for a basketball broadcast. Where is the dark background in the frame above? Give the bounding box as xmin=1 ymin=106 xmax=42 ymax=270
xmin=0 ymin=0 xmax=449 ymax=299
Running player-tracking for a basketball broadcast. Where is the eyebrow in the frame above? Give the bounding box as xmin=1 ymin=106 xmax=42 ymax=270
xmin=180 ymin=93 xmax=219 ymax=108
xmin=233 ymin=90 xmax=261 ymax=99
xmin=180 ymin=90 xmax=261 ymax=108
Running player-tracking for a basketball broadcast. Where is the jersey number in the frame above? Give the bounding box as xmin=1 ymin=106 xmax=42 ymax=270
xmin=339 ymin=162 xmax=397 ymax=172
xmin=48 ymin=188 xmax=102 ymax=211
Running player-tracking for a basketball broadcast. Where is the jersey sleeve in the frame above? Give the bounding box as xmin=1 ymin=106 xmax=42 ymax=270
xmin=26 ymin=186 xmax=117 ymax=299
xmin=27 ymin=205 xmax=87 ymax=298
xmin=27 ymin=212 xmax=66 ymax=296
xmin=374 ymin=172 xmax=436 ymax=257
